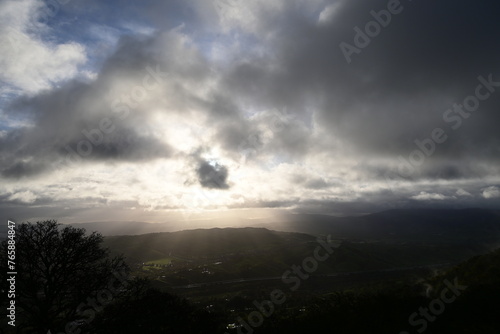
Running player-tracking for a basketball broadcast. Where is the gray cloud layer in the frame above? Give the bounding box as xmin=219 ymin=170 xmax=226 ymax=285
xmin=221 ymin=0 xmax=500 ymax=160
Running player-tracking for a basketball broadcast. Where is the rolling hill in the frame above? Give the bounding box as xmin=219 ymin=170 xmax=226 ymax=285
xmin=71 ymin=209 xmax=500 ymax=245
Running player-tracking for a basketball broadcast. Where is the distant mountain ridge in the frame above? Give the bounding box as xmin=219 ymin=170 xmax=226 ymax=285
xmin=67 ymin=209 xmax=500 ymax=245
xmin=266 ymin=208 xmax=500 ymax=242
xmin=67 ymin=220 xmax=174 ymax=236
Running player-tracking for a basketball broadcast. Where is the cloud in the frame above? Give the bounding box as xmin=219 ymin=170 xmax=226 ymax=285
xmin=304 ymin=177 xmax=330 ymax=190
xmin=220 ymin=0 xmax=500 ymax=165
xmin=456 ymin=189 xmax=472 ymax=197
xmin=1 ymin=160 xmax=47 ymax=179
xmin=8 ymin=190 xmax=37 ymax=204
xmin=482 ymin=186 xmax=500 ymax=199
xmin=318 ymin=2 xmax=342 ymax=25
xmin=0 ymin=0 xmax=499 ymax=220
xmin=0 ymin=0 xmax=87 ymax=95
xmin=0 ymin=30 xmax=204 ymax=178
xmin=196 ymin=159 xmax=230 ymax=190
xmin=411 ymin=192 xmax=451 ymax=201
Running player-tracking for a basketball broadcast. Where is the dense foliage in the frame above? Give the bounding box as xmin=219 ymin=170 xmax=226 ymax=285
xmin=0 ymin=221 xmax=127 ymax=334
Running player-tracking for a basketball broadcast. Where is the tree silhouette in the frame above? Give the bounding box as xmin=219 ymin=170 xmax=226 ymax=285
xmin=87 ymin=287 xmax=221 ymax=334
xmin=0 ymin=220 xmax=128 ymax=334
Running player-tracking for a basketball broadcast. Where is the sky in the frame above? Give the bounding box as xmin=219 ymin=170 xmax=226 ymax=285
xmin=1 ymin=0 xmax=500 ymax=225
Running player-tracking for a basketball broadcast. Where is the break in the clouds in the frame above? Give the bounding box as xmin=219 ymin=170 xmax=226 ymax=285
xmin=1 ymin=0 xmax=500 ymax=223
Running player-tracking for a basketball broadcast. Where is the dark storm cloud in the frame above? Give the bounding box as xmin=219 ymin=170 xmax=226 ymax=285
xmin=290 ymin=173 xmax=334 ymax=190
xmin=304 ymin=177 xmax=330 ymax=190
xmin=196 ymin=159 xmax=230 ymax=190
xmin=1 ymin=161 xmax=48 ymax=179
xmin=221 ymin=0 xmax=500 ymax=170
xmin=202 ymin=94 xmax=259 ymax=154
xmin=362 ymin=159 xmax=500 ymax=182
xmin=0 ymin=78 xmax=172 ymax=178
xmin=0 ymin=30 xmax=208 ymax=179
xmin=64 ymin=132 xmax=171 ymax=162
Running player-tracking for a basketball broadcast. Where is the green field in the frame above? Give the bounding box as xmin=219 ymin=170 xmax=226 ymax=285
xmin=142 ymin=256 xmax=187 ymax=270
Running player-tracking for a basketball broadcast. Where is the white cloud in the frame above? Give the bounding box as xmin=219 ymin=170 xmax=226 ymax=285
xmin=456 ymin=188 xmax=472 ymax=197
xmin=8 ymin=190 xmax=37 ymax=204
xmin=318 ymin=2 xmax=341 ymax=25
xmin=87 ymin=23 xmax=122 ymax=45
xmin=482 ymin=186 xmax=500 ymax=199
xmin=411 ymin=192 xmax=450 ymax=201
xmin=120 ymin=21 xmax=156 ymax=36
xmin=0 ymin=0 xmax=87 ymax=95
